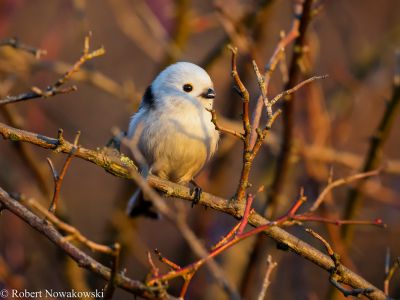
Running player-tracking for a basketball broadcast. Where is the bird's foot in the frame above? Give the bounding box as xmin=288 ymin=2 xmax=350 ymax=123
xmin=106 ymin=131 xmax=127 ymax=152
xmin=190 ymin=180 xmax=202 ymax=207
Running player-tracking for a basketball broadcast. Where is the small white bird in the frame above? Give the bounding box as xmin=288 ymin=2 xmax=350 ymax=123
xmin=127 ymin=62 xmax=219 ymax=217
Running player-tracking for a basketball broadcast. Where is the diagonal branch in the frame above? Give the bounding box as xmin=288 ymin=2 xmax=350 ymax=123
xmin=0 ymin=188 xmax=177 ymax=300
xmin=0 ymin=122 xmax=389 ymax=300
xmin=0 ymin=34 xmax=104 ymax=106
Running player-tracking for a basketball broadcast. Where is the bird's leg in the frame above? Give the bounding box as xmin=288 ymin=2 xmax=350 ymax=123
xmin=106 ymin=131 xmax=127 ymax=152
xmin=190 ymin=179 xmax=202 ymax=207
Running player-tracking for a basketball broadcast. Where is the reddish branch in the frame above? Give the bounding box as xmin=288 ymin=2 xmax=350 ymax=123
xmin=145 ymin=191 xmax=384 ymax=297
xmin=47 ymin=130 xmax=81 ymax=213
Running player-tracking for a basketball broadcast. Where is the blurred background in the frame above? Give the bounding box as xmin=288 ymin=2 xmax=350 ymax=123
xmin=0 ymin=0 xmax=399 ymax=299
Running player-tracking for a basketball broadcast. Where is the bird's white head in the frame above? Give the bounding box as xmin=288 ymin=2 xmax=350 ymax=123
xmin=152 ymin=62 xmax=216 ymax=110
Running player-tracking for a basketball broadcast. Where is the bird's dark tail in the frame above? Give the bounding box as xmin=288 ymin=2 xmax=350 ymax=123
xmin=126 ymin=189 xmax=159 ymax=219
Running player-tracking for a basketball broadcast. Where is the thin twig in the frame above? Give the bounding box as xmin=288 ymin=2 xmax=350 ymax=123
xmin=47 ymin=130 xmax=81 ymax=213
xmin=0 ymin=37 xmax=47 ymax=58
xmin=306 ymin=228 xmax=374 ymax=298
xmin=237 ymin=194 xmax=254 ymax=235
xmin=25 ymin=197 xmax=115 ymax=255
xmin=310 ymin=169 xmax=381 ymax=212
xmin=207 ymin=108 xmax=244 ymax=140
xmin=228 ymin=46 xmax=253 ymax=204
xmin=257 ymin=255 xmax=278 ymax=300
xmin=0 ymin=34 xmax=104 ymax=106
xmin=0 ymin=122 xmax=389 ymax=300
xmin=249 ymin=4 xmax=302 ymax=147
xmin=267 ymin=0 xmax=314 ymax=218
xmin=103 ymin=243 xmax=121 ymax=300
xmin=154 ymin=249 xmax=181 ymax=271
xmin=0 ymin=189 xmax=173 ymax=299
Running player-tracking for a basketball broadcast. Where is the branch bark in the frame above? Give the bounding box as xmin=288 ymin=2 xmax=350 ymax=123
xmin=0 ymin=188 xmax=176 ymax=300
xmin=0 ymin=122 xmax=389 ymax=300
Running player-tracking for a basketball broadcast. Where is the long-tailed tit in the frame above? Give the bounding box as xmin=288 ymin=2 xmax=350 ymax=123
xmin=126 ymin=62 xmax=219 ymax=217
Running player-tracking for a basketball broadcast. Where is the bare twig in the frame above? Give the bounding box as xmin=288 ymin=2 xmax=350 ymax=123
xmin=0 ymin=37 xmax=47 ymax=58
xmin=0 ymin=122 xmax=389 ymax=300
xmin=103 ymin=243 xmax=121 ymax=300
xmin=310 ymin=169 xmax=381 ymax=212
xmin=207 ymin=108 xmax=245 ymax=140
xmin=0 ymin=188 xmax=176 ymax=300
xmin=228 ymin=46 xmax=255 ymax=204
xmin=25 ymin=197 xmax=115 ymax=255
xmin=0 ymin=34 xmax=104 ymax=106
xmin=267 ymin=0 xmax=314 ymax=218
xmin=306 ymin=228 xmax=375 ymax=298
xmin=249 ymin=2 xmax=303 ymax=147
xmin=237 ymin=194 xmax=254 ymax=235
xmin=269 ymin=74 xmax=328 ymax=106
xmin=146 ymin=189 xmax=384 ymax=299
xmin=0 ymin=86 xmax=77 ymax=106
xmin=47 ymin=130 xmax=81 ymax=213
xmin=155 ymin=249 xmax=181 ymax=271
xmin=257 ymin=255 xmax=278 ymax=300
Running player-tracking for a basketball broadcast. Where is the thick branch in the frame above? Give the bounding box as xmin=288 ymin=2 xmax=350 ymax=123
xmin=267 ymin=0 xmax=314 ymax=217
xmin=0 ymin=188 xmax=176 ymax=300
xmin=0 ymin=122 xmax=388 ymax=300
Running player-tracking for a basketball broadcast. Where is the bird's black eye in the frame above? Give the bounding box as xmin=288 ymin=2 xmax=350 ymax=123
xmin=183 ymin=84 xmax=193 ymax=92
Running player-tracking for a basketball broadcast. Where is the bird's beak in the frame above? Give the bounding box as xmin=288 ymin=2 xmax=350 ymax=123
xmin=201 ymin=88 xmax=216 ymax=99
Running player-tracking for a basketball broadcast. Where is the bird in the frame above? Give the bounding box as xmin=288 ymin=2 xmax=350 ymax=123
xmin=126 ymin=62 xmax=219 ymax=217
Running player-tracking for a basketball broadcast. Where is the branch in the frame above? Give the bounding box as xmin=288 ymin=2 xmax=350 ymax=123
xmin=0 ymin=34 xmax=104 ymax=106
xmin=0 ymin=37 xmax=47 ymax=58
xmin=384 ymin=249 xmax=400 ymax=296
xmin=0 ymin=188 xmax=177 ymax=300
xmin=306 ymin=228 xmax=375 ymax=298
xmin=47 ymin=130 xmax=81 ymax=213
xmin=0 ymin=122 xmax=389 ymax=300
xmin=257 ymin=255 xmax=277 ymax=300
xmin=207 ymin=108 xmax=245 ymax=140
xmin=269 ymin=75 xmax=328 ymax=106
xmin=342 ymin=50 xmax=400 ymax=240
xmin=0 ymin=122 xmax=137 ymax=178
xmin=310 ymin=169 xmax=381 ymax=212
xmin=24 ymin=197 xmax=115 ymax=255
xmin=267 ymin=0 xmax=314 ymax=218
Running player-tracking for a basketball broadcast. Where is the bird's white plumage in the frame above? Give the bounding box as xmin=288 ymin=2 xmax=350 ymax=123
xmin=127 ymin=62 xmax=219 ymax=214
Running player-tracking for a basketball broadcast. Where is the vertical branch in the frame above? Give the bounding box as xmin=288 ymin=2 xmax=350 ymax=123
xmin=229 ymin=46 xmax=252 ymax=204
xmin=103 ymin=243 xmax=121 ymax=300
xmin=342 ymin=51 xmax=400 ymax=241
xmin=257 ymin=255 xmax=278 ymax=300
xmin=266 ymin=0 xmax=314 ymax=218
